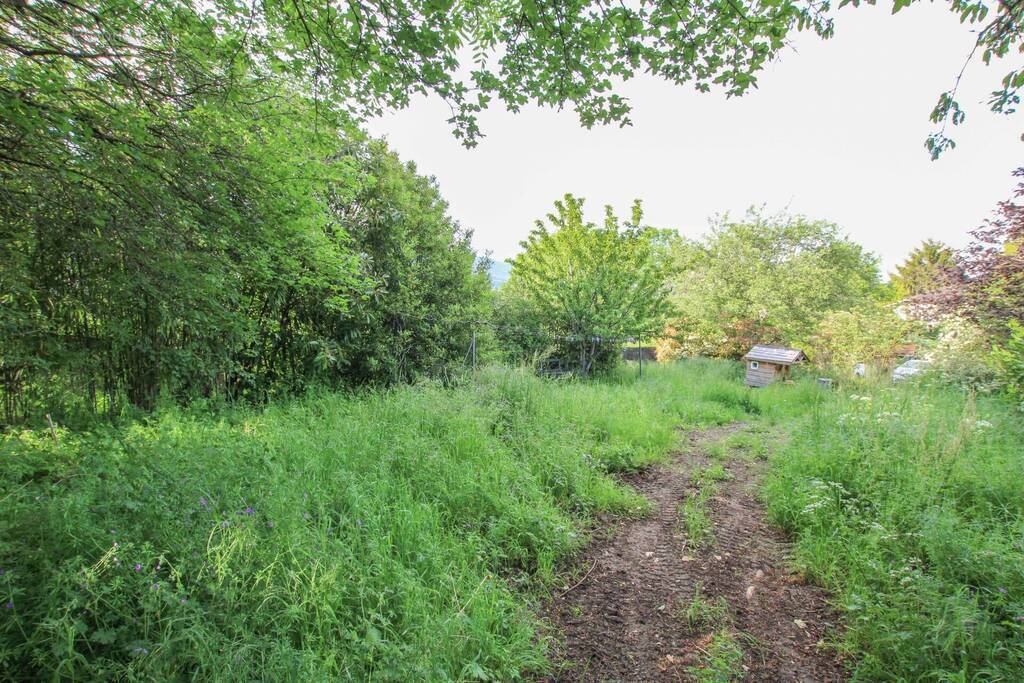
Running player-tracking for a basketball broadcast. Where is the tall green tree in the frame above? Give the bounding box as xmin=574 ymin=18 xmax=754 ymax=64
xmin=890 ymin=240 xmax=958 ymax=299
xmin=667 ymin=210 xmax=880 ymax=357
xmin=502 ymin=195 xmax=672 ymax=375
xmin=318 ymin=140 xmax=492 ymax=386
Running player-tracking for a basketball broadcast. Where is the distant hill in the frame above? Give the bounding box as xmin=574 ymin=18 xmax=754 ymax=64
xmin=487 ymin=260 xmax=512 ymax=288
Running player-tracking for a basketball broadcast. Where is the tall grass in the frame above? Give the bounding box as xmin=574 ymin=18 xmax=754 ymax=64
xmin=0 ymin=361 xmax=750 ymax=679
xmin=763 ymin=378 xmax=1024 ymax=680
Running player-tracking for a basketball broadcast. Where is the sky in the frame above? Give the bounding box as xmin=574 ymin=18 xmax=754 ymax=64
xmin=365 ymin=3 xmax=1023 ymax=276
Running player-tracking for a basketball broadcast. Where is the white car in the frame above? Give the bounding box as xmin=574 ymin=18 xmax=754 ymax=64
xmin=892 ymin=359 xmax=930 ymax=382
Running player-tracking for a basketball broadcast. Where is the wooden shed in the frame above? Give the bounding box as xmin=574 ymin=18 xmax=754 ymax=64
xmin=742 ymin=345 xmax=806 ymax=387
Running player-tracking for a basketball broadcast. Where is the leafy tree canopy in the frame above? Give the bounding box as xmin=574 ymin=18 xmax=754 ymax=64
xmin=502 ymin=194 xmax=672 ymax=374
xmin=921 ymin=167 xmax=1024 ymax=333
xmin=0 ymin=0 xmax=831 ymax=158
xmin=4 ymin=0 xmax=1016 ymax=162
xmin=667 ymin=209 xmax=881 ymax=357
xmin=889 ymin=239 xmax=958 ymax=299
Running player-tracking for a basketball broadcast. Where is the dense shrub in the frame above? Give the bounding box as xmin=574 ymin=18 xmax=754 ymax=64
xmin=993 ymin=321 xmax=1024 ymax=409
xmin=0 ymin=134 xmax=487 ymax=424
xmin=808 ymin=304 xmax=916 ymax=373
xmin=925 ymin=316 xmax=1001 ymax=392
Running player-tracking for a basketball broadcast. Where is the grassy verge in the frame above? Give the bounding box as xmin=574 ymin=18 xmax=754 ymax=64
xmin=763 ymin=378 xmax=1024 ymax=679
xmin=0 ymin=360 xmax=753 ymax=679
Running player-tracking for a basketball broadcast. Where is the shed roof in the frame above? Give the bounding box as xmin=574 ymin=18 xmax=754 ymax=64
xmin=742 ymin=345 xmax=806 ymax=365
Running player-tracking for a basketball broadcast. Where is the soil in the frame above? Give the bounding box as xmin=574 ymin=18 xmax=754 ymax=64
xmin=541 ymin=424 xmax=847 ymax=682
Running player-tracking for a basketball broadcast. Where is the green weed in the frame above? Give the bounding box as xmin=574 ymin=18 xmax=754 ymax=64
xmin=696 ymin=463 xmax=732 ymax=484
xmin=679 ymin=462 xmax=731 ymax=550
xmin=686 ymin=629 xmax=745 ymax=682
xmin=679 ymin=583 xmax=731 ymax=630
xmin=680 ymin=491 xmax=715 ymax=550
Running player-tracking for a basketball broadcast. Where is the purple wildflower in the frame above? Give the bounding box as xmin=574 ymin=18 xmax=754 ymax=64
xmin=998 ymin=587 xmax=1008 ymax=594
xmin=151 ymin=582 xmax=160 ymax=591
xmin=199 ymin=497 xmax=208 ymax=507
xmin=243 ymin=506 xmax=254 ymax=516
xmin=0 ymin=568 xmax=5 ymax=576
xmin=220 ymin=520 xmax=230 ymax=529
xmin=4 ymin=601 xmax=12 ymax=609
xmin=134 ymin=563 xmax=142 ymax=572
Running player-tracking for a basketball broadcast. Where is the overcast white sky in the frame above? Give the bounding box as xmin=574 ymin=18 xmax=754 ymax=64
xmin=366 ymin=3 xmax=1022 ymax=275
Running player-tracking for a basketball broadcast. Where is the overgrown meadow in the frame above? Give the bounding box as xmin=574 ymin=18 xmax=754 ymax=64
xmin=4 ymin=359 xmax=1022 ymax=680
xmin=764 ymin=377 xmax=1024 ymax=680
xmin=0 ymin=361 xmax=754 ymax=680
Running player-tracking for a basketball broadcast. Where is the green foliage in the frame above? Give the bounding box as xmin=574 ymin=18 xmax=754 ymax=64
xmin=1 ymin=82 xmax=362 ymax=418
xmin=809 ymin=303 xmax=917 ymax=372
xmin=686 ymin=629 xmax=745 ymax=682
xmin=763 ymin=379 xmax=1024 ymax=679
xmin=680 ymin=465 xmax=722 ymax=551
xmin=667 ymin=209 xmax=881 ymax=358
xmin=679 ymin=583 xmax=732 ymax=630
xmin=710 ymin=430 xmax=772 ymax=462
xmin=889 ymin=240 xmax=957 ymax=299
xmin=317 ymin=140 xmax=492 ymax=386
xmin=0 ymin=0 xmax=830 ymax=157
xmin=698 ymin=463 xmax=733 ymax=483
xmin=500 ymin=195 xmax=673 ymax=374
xmin=3 ymin=0 xmax=1010 ymax=157
xmin=0 ymin=131 xmax=486 ymax=422
xmin=993 ymin=320 xmax=1024 ymax=408
xmin=924 ymin=317 xmax=1001 ymax=392
xmin=0 ymin=360 xmax=756 ymax=678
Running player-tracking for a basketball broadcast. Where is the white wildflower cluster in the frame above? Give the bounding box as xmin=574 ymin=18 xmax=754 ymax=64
xmin=838 ymin=413 xmax=868 ymax=425
xmin=802 ymin=498 xmax=830 ymax=514
xmin=801 ymin=478 xmax=848 ymax=515
xmin=864 ymin=520 xmax=907 ymax=542
xmin=848 ymin=394 xmax=873 ymax=402
xmin=888 ymin=557 xmax=926 ymax=587
xmin=875 ymin=411 xmax=901 ymax=424
xmin=970 ymin=419 xmax=994 ymax=430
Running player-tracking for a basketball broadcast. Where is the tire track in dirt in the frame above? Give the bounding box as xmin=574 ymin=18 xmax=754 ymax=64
xmin=542 ymin=424 xmax=846 ymax=682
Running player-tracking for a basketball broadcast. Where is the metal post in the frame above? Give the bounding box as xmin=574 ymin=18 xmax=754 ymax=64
xmin=471 ymin=330 xmax=477 ymax=372
xmin=637 ymin=338 xmax=642 ymax=378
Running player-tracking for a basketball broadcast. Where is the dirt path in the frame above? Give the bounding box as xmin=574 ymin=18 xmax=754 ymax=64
xmin=542 ymin=424 xmax=846 ymax=682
